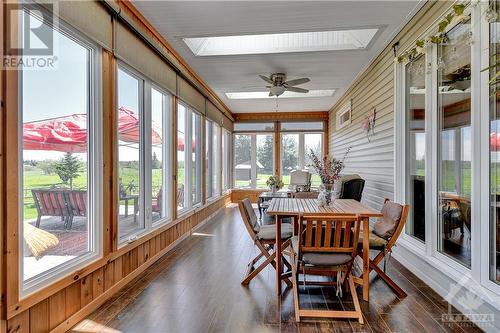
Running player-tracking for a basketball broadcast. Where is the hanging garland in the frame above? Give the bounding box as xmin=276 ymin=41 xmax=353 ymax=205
xmin=396 ymin=3 xmax=468 ymax=63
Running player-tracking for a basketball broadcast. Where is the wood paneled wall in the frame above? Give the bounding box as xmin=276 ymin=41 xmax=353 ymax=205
xmin=6 ymin=195 xmax=230 ymax=333
xmin=231 ymin=189 xmax=268 ymax=203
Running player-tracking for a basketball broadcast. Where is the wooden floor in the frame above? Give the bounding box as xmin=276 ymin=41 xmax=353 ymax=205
xmin=72 ymin=204 xmax=484 ymax=333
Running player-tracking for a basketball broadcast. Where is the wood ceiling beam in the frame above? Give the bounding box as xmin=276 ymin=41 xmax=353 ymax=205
xmin=233 ymin=111 xmax=329 ymax=122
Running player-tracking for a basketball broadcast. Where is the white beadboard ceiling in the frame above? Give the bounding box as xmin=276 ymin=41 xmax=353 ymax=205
xmin=132 ymin=1 xmax=422 ymax=113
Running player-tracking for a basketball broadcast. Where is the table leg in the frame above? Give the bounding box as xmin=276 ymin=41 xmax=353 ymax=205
xmin=258 ymin=198 xmax=262 ymax=220
xmin=362 ymin=217 xmax=370 ymax=301
xmin=134 ymin=198 xmax=138 ymax=223
xmin=275 ymin=215 xmax=282 ymax=295
xmin=125 ymin=199 xmax=129 ymax=217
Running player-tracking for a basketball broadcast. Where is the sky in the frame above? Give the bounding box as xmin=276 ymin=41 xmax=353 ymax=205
xmin=22 ymin=14 xmax=88 ymax=161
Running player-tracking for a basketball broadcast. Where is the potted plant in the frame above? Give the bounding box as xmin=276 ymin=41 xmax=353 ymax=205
xmin=307 ymin=148 xmax=350 ymax=205
xmin=266 ymin=176 xmax=284 ymax=194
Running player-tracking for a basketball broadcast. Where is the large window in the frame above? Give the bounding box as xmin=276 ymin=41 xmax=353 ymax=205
xmin=281 ymin=132 xmax=323 ymax=187
xmin=490 ymin=1 xmax=500 ymax=285
xmin=234 ymin=133 xmax=274 ymax=188
xmin=437 ymin=20 xmax=472 ymax=268
xmin=177 ymin=104 xmax=186 ymax=210
xmin=151 ymin=88 xmax=172 ymax=224
xmin=222 ymin=129 xmax=231 ymax=192
xmin=192 ymin=112 xmax=202 ymax=206
xmin=20 ymin=12 xmax=100 ymax=290
xmin=177 ymin=102 xmax=202 ymax=212
xmin=404 ymin=55 xmax=426 ymax=243
xmin=206 ymin=120 xmax=221 ymax=199
xmin=118 ymin=68 xmax=144 ymax=240
xmin=206 ymin=120 xmax=213 ymax=199
xmin=281 ymin=134 xmax=299 ymax=185
xmin=212 ymin=123 xmax=221 ymax=197
xmin=118 ymin=67 xmax=172 ymax=242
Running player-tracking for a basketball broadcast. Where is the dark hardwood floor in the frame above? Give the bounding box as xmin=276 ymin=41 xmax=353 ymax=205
xmin=72 ymin=204 xmax=484 ymax=333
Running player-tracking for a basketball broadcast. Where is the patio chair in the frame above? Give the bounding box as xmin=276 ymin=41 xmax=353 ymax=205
xmin=339 ymin=177 xmax=365 ymax=202
xmin=152 ymin=187 xmax=162 ymax=214
xmin=177 ymin=184 xmax=185 ymax=208
xmin=288 ymin=170 xmax=312 ymax=192
xmin=291 ymin=214 xmax=363 ymax=323
xmin=238 ymin=198 xmax=293 ymax=286
xmin=357 ymin=198 xmax=409 ymax=298
xmin=32 ymin=189 xmax=70 ymax=228
xmin=64 ymin=190 xmax=87 ymax=229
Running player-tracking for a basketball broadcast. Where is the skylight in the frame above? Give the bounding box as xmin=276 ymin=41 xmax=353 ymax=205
xmin=183 ymin=29 xmax=378 ymax=56
xmin=225 ymin=90 xmax=335 ymax=99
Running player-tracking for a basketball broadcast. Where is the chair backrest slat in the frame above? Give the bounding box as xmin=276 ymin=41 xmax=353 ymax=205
xmin=298 ymin=214 xmax=360 ymax=256
xmin=324 ymin=221 xmax=332 ymax=247
xmin=305 ymin=221 xmax=313 ymax=247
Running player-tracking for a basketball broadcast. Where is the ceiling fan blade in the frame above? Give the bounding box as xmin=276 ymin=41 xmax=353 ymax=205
xmin=259 ymin=75 xmax=274 ymax=84
xmin=286 ymin=86 xmax=309 ymax=93
xmin=284 ymin=78 xmax=310 ymax=86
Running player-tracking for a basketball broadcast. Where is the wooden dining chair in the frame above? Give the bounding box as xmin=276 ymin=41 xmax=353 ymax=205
xmin=357 ymin=198 xmax=409 ymax=298
xmin=238 ymin=198 xmax=293 ymax=286
xmin=290 ymin=214 xmax=363 ymax=323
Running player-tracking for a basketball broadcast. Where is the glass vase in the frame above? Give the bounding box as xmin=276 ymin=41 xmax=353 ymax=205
xmin=321 ymin=182 xmax=335 ymax=205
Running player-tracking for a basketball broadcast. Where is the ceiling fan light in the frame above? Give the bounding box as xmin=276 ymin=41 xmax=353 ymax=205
xmin=270 ymin=86 xmax=286 ymax=96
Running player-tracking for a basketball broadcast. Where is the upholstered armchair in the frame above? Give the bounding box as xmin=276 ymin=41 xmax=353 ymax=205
xmin=288 ymin=170 xmax=312 ymax=192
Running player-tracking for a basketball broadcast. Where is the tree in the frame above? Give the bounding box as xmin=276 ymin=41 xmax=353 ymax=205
xmin=234 ymin=135 xmax=251 ymax=165
xmin=152 ymin=152 xmax=162 ymax=169
xmin=282 ymin=135 xmax=298 ymax=172
xmin=54 ymin=152 xmax=83 ymax=189
xmin=257 ymin=135 xmax=273 ymax=174
xmin=38 ymin=159 xmax=56 ymax=175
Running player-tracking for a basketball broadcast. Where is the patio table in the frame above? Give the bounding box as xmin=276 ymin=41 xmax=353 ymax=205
xmin=266 ymin=198 xmax=383 ymax=301
xmin=121 ymin=194 xmax=139 ymax=223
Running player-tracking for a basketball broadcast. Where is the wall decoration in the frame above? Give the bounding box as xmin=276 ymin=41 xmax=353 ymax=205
xmin=395 ymin=4 xmax=469 ymax=64
xmin=362 ymin=108 xmax=376 ymax=142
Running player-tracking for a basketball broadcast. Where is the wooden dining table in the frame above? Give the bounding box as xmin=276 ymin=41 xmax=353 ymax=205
xmin=266 ymin=198 xmax=383 ymax=302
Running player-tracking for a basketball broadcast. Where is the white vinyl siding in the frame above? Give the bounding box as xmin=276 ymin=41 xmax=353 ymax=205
xmin=329 ymin=1 xmax=452 ymax=211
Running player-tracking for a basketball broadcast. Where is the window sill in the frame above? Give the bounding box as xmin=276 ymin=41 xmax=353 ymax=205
xmin=21 ymin=251 xmax=102 ymax=298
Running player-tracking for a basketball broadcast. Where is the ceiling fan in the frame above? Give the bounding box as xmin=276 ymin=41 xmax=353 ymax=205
xmin=259 ymin=73 xmax=310 ymax=97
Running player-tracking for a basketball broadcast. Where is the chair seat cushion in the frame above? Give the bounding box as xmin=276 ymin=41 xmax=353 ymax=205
xmin=373 ymin=201 xmax=403 ymax=239
xmin=358 ymin=230 xmax=388 ymax=249
xmin=302 ymin=252 xmax=353 ymax=266
xmin=257 ymin=224 xmax=293 ymax=240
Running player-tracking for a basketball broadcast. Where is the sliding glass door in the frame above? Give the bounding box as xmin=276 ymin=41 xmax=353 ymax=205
xmin=437 ymin=19 xmax=472 ymax=268
xmin=405 ymin=55 xmax=426 ymax=243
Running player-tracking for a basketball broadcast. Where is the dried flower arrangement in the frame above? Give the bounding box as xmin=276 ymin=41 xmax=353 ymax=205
xmin=307 ymin=148 xmax=351 ymax=185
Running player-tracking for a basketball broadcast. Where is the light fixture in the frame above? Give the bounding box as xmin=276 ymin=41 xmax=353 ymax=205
xmin=225 ymin=90 xmax=335 ymax=99
xmin=270 ymin=86 xmax=286 ymax=97
xmin=183 ymin=29 xmax=378 ymax=56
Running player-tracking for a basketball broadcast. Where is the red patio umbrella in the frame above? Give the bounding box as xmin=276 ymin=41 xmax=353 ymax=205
xmin=492 ymin=133 xmax=500 ymax=152
xmin=23 ymin=107 xmax=162 ymax=152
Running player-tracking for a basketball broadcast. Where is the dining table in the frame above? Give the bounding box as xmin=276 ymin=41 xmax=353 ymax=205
xmin=266 ymin=198 xmax=383 ymax=302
